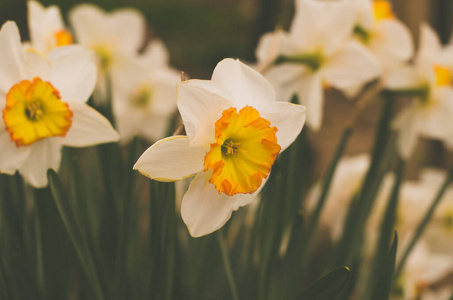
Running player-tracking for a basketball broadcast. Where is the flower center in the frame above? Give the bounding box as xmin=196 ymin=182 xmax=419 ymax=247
xmin=374 ymin=1 xmax=395 ymax=21
xmin=54 ymin=30 xmax=73 ymax=47
xmin=2 ymin=77 xmax=73 ymax=147
xmin=434 ymin=65 xmax=451 ymax=86
xmin=204 ymin=106 xmax=281 ymax=196
xmin=130 ymin=86 xmax=152 ymax=108
xmin=94 ymin=46 xmax=113 ymax=70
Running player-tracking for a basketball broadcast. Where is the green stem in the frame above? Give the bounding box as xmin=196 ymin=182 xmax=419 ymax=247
xmin=302 ymin=127 xmax=353 ymax=261
xmin=217 ymin=230 xmax=239 ymax=300
xmin=395 ymin=166 xmax=453 ymax=278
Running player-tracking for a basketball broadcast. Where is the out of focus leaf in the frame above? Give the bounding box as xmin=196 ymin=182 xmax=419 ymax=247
xmin=370 ymin=232 xmax=398 ymax=300
xmin=47 ymin=169 xmax=104 ymax=300
xmin=293 ymin=266 xmax=350 ymax=300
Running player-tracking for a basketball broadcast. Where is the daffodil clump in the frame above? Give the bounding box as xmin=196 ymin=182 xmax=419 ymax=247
xmin=1 ymin=1 xmax=453 ymax=300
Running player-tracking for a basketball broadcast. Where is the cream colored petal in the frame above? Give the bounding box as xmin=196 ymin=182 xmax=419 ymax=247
xmin=133 ymin=135 xmax=205 ymax=182
xmin=260 ymin=102 xmax=306 ymax=152
xmin=298 ymin=73 xmax=324 ymax=131
xmin=181 ymin=171 xmax=238 ymax=237
xmin=384 ymin=65 xmax=423 ymax=90
xmin=417 ymin=23 xmax=442 ymax=65
xmin=177 ymin=81 xmax=232 ymax=148
xmin=322 ymin=41 xmax=380 ymax=98
xmin=0 ymin=122 xmax=31 ymax=174
xmin=48 ymin=45 xmax=97 ymax=103
xmin=27 ymin=0 xmax=65 ymax=53
xmin=392 ymin=102 xmax=422 ymax=159
xmin=0 ymin=22 xmax=27 ymax=92
xmin=23 ymin=47 xmax=52 ymax=81
xmin=290 ymin=0 xmax=355 ymax=54
xmin=264 ymin=63 xmax=307 ymax=103
xmin=370 ymin=19 xmax=414 ymax=67
xmin=59 ymin=101 xmax=119 ymax=147
xmin=210 ymin=59 xmax=276 ymax=110
xmin=19 ymin=138 xmax=61 ymax=188
xmin=140 ymin=39 xmax=170 ymax=67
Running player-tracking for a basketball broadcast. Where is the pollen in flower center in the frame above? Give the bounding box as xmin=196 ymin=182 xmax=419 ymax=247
xmin=204 ymin=106 xmax=281 ymax=196
xmin=2 ymin=77 xmax=73 ymax=147
xmin=25 ymin=101 xmax=44 ymax=121
xmin=221 ymin=139 xmax=241 ymax=156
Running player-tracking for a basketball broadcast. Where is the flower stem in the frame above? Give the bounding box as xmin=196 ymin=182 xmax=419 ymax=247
xmin=395 ymin=166 xmax=453 ymax=279
xmin=217 ymin=230 xmax=239 ymax=300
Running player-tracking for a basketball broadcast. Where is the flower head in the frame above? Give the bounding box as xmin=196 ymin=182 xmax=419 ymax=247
xmin=256 ymin=0 xmax=380 ymax=130
xmin=134 ymin=59 xmax=306 ymax=237
xmin=27 ymin=1 xmax=73 ymax=53
xmin=0 ymin=21 xmax=119 ymax=188
xmin=112 ymin=40 xmax=180 ymax=143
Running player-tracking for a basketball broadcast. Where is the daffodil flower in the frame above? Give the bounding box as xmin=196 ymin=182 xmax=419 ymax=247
xmin=385 ymin=24 xmax=453 ymax=159
xmin=112 ymin=40 xmax=180 ymax=143
xmin=256 ymin=0 xmax=380 ymax=130
xmin=0 ymin=21 xmax=119 ymax=188
xmin=134 ymin=59 xmax=306 ymax=237
xmin=352 ymin=0 xmax=413 ymax=71
xmin=27 ymin=1 xmax=73 ymax=53
xmin=68 ymin=4 xmax=146 ymax=100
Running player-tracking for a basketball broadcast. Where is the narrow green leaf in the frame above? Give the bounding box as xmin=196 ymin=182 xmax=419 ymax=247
xmin=47 ymin=169 xmax=105 ymax=300
xmin=217 ymin=230 xmax=239 ymax=300
xmin=370 ymin=232 xmax=398 ymax=300
xmin=395 ymin=167 xmax=453 ymax=278
xmin=293 ymin=267 xmax=350 ymax=300
xmin=365 ymin=158 xmax=404 ymax=298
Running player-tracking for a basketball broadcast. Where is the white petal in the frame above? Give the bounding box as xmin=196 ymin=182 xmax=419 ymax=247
xmin=27 ymin=1 xmax=65 ymax=53
xmin=0 ymin=122 xmax=31 ymax=174
xmin=210 ymin=58 xmax=276 ymax=110
xmin=255 ymin=30 xmax=300 ymax=71
xmin=19 ymin=138 xmax=61 ymax=188
xmin=59 ymin=101 xmax=119 ymax=147
xmin=421 ymin=88 xmax=453 ymax=140
xmin=264 ymin=63 xmax=307 ymax=103
xmin=370 ymin=20 xmax=414 ymax=66
xmin=290 ymin=0 xmax=355 ymax=54
xmin=298 ymin=73 xmax=324 ymax=131
xmin=133 ymin=135 xmax=205 ymax=182
xmin=48 ymin=45 xmax=97 ymax=103
xmin=0 ymin=22 xmax=27 ymax=92
xmin=181 ymin=171 xmax=238 ymax=237
xmin=383 ymin=65 xmax=423 ymax=90
xmin=260 ymin=102 xmax=306 ymax=152
xmin=417 ymin=23 xmax=442 ymax=64
xmin=177 ymin=81 xmax=232 ymax=148
xmin=23 ymin=47 xmax=52 ymax=81
xmin=392 ymin=102 xmax=422 ymax=159
xmin=139 ymin=113 xmax=169 ymax=142
xmin=69 ymin=4 xmax=145 ymax=54
xmin=322 ymin=41 xmax=380 ymax=97
xmin=140 ymin=39 xmax=170 ymax=67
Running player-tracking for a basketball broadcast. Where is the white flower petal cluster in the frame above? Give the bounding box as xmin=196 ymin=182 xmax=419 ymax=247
xmin=386 ymin=24 xmax=453 ymax=159
xmin=0 ymin=22 xmax=119 ymax=188
xmin=135 ymin=59 xmax=306 ymax=237
xmin=256 ymin=0 xmax=380 ymax=131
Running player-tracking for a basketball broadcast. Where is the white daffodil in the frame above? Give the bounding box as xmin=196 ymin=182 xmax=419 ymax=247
xmin=351 ymin=0 xmax=413 ymax=71
xmin=305 ymin=154 xmax=393 ymax=248
xmin=256 ymin=0 xmax=380 ymax=130
xmin=386 ymin=24 xmax=453 ymax=159
xmin=68 ymin=3 xmax=146 ymax=100
xmin=0 ymin=21 xmax=119 ymax=188
xmin=27 ymin=0 xmax=73 ymax=53
xmin=112 ymin=40 xmax=180 ymax=143
xmin=134 ymin=59 xmax=306 ymax=237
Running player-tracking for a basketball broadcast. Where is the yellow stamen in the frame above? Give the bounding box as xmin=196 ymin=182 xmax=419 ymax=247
xmin=94 ymin=46 xmax=113 ymax=70
xmin=130 ymin=86 xmax=152 ymax=108
xmin=2 ymin=77 xmax=73 ymax=147
xmin=434 ymin=65 xmax=451 ymax=86
xmin=374 ymin=1 xmax=395 ymax=21
xmin=204 ymin=106 xmax=281 ymax=196
xmin=54 ymin=30 xmax=73 ymax=47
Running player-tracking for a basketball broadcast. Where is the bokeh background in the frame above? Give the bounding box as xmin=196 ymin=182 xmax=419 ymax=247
xmin=1 ymin=0 xmax=453 ymax=176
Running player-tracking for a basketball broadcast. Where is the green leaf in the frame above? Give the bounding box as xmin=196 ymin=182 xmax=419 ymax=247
xmin=370 ymin=232 xmax=398 ymax=300
xmin=47 ymin=169 xmax=105 ymax=300
xmin=293 ymin=267 xmax=350 ymax=300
